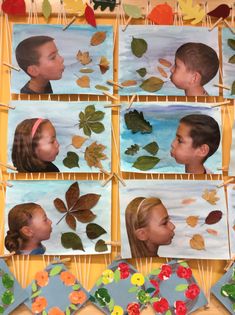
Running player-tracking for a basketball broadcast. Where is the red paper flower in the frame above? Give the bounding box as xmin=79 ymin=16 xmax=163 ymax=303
xmin=185 ymin=283 xmax=200 ymax=300
xmin=153 ymin=298 xmax=169 ymax=313
xmin=150 ymin=279 xmax=160 ymax=295
xmin=174 ymin=300 xmax=187 ymax=315
xmin=176 ymin=266 xmax=192 ymax=279
xmin=118 ymin=262 xmax=130 ymax=279
xmin=158 ymin=264 xmax=172 ymax=280
xmin=2 ymin=0 xmax=26 ymax=16
xmin=126 ymin=302 xmax=140 ymax=315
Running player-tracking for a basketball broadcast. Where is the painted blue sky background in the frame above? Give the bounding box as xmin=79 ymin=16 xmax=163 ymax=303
xmin=11 ymin=24 xmax=113 ymax=94
xmin=222 ymin=28 xmax=235 ymax=99
xmin=120 ymin=102 xmax=222 ymax=174
xmin=119 ymin=26 xmax=219 ymax=96
xmin=229 ymin=121 xmax=235 ymax=175
xmin=8 ymin=101 xmax=111 ymax=173
xmin=120 ymin=180 xmax=229 ymax=260
xmin=4 ymin=180 xmax=111 ymax=255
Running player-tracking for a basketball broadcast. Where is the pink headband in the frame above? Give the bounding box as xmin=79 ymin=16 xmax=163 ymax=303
xmin=31 ymin=118 xmax=43 ymax=138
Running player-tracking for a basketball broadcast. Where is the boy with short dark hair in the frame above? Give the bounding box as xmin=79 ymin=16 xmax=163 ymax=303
xmin=170 ymin=42 xmax=219 ymax=96
xmin=170 ymin=114 xmax=220 ymax=174
xmin=15 ymin=36 xmax=64 ymax=94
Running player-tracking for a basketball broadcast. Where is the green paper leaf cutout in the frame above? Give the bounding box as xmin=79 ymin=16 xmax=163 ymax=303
xmin=228 ymin=39 xmax=235 ymax=50
xmin=89 ymin=295 xmax=96 ymax=302
xmin=80 ymin=68 xmax=94 ymax=73
xmin=143 ymin=141 xmax=159 ymax=156
xmin=140 ymin=77 xmax=164 ymax=92
xmin=79 ymin=105 xmax=105 ymax=136
xmin=179 ymin=261 xmax=189 ymax=268
xmin=233 ymin=303 xmax=235 ymax=311
xmin=0 ymin=306 xmax=4 ymax=314
xmin=49 ymin=265 xmax=63 ymax=276
xmin=114 ymin=269 xmax=120 ymax=283
xmin=205 ymin=210 xmax=223 ymax=225
xmin=63 ymin=152 xmax=80 ymax=169
xmin=86 ymin=223 xmax=107 ymax=239
xmin=125 ymin=144 xmax=140 ymax=155
xmin=70 ymin=304 xmax=78 ymax=311
xmin=232 ymin=269 xmax=235 ymax=281
xmin=136 ymin=68 xmax=147 ymax=77
xmin=31 ymin=290 xmax=42 ymax=299
xmin=96 ymin=277 xmax=103 ymax=286
xmin=232 ymin=81 xmax=235 ymax=95
xmin=146 ymin=287 xmax=156 ymax=293
xmin=95 ymin=85 xmax=110 ymax=91
xmin=61 ymin=232 xmax=85 ymax=251
xmin=128 ymin=286 xmax=139 ymax=293
xmin=72 ymin=284 xmax=81 ymax=290
xmin=124 ymin=110 xmax=152 ymax=134
xmin=2 ymin=273 xmax=14 ymax=289
xmin=229 ymin=55 xmax=235 ymax=63
xmin=150 ymin=297 xmax=160 ymax=303
xmin=32 ymin=281 xmax=37 ymax=292
xmin=95 ymin=239 xmax=108 ymax=252
xmin=123 ymin=4 xmax=142 ymax=18
xmin=166 ymin=310 xmax=172 ymax=315
xmin=150 ymin=268 xmax=161 ymax=275
xmin=1 ymin=290 xmax=14 ymax=305
xmin=108 ymin=298 xmax=115 ymax=312
xmin=66 ymin=307 xmax=71 ymax=315
xmin=131 ymin=37 xmax=148 ymax=58
xmin=42 ymin=0 xmax=52 ymax=22
xmin=175 ymin=284 xmax=188 ymax=292
xmin=42 ymin=311 xmax=47 ymax=315
xmin=221 ymin=284 xmax=235 ymax=300
xmin=133 ymin=156 xmax=160 ymax=171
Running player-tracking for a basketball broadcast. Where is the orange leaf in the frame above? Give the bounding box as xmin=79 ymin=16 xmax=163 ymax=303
xmin=190 ymin=234 xmax=205 ymax=250
xmin=54 ymin=198 xmax=67 ymax=213
xmin=206 ymin=228 xmax=219 ymax=236
xmin=147 ymin=3 xmax=174 ymax=25
xmin=121 ymin=80 xmax=137 ymax=87
xmin=90 ymin=31 xmax=106 ymax=46
xmin=65 ymin=182 xmax=80 ymax=211
xmin=72 ymin=135 xmax=87 ymax=149
xmin=186 ymin=216 xmax=199 ymax=227
xmin=99 ymin=56 xmax=109 ymax=74
xmin=158 ymin=58 xmax=172 ymax=68
xmin=76 ymin=50 xmax=92 ymax=65
xmin=72 ymin=209 xmax=96 ymax=223
xmin=157 ymin=66 xmax=168 ymax=78
xmin=76 ymin=76 xmax=90 ymax=88
xmin=182 ymin=198 xmax=196 ymax=205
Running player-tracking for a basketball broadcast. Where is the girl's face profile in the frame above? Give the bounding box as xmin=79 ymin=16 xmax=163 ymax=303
xmin=35 ymin=121 xmax=59 ymax=162
xmin=29 ymin=206 xmax=52 ymax=242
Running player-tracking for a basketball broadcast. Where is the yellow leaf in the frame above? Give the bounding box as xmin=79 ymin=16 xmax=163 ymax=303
xmin=206 ymin=229 xmax=219 ymax=236
xmin=202 ymin=189 xmax=220 ymax=205
xmin=64 ymin=0 xmax=85 ymax=16
xmin=90 ymin=31 xmax=107 ymax=46
xmin=181 ymin=198 xmax=196 ymax=205
xmin=157 ymin=66 xmax=168 ymax=78
xmin=121 ymin=80 xmax=137 ymax=87
xmin=178 ymin=0 xmax=205 ymax=25
xmin=72 ymin=135 xmax=87 ymax=149
xmin=77 ymin=50 xmax=92 ymax=65
xmin=186 ymin=216 xmax=199 ymax=227
xmin=158 ymin=58 xmax=172 ymax=68
xmin=190 ymin=234 xmax=205 ymax=250
xmin=99 ymin=56 xmax=110 ymax=74
xmin=76 ymin=76 xmax=90 ymax=88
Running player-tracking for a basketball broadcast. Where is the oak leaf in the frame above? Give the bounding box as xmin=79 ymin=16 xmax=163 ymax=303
xmin=76 ymin=50 xmax=92 ymax=65
xmin=186 ymin=216 xmax=199 ymax=227
xmin=85 ymin=141 xmax=107 ymax=169
xmin=72 ymin=135 xmax=87 ymax=149
xmin=202 ymin=189 xmax=220 ymax=205
xmin=190 ymin=234 xmax=205 ymax=250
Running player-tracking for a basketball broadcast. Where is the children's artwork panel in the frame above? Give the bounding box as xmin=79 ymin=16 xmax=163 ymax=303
xmin=4 ymin=180 xmax=111 ymax=255
xmin=0 ymin=259 xmax=29 ymax=314
xmin=229 ymin=121 xmax=235 ymax=176
xmin=8 ymin=101 xmax=111 ymax=173
xmin=120 ymin=180 xmax=229 ymax=260
xmin=11 ymin=24 xmax=113 ymax=95
xmin=222 ymin=28 xmax=235 ymax=99
xmin=120 ymin=102 xmax=222 ymax=174
xmin=228 ymin=185 xmax=235 ymax=256
xmin=119 ymin=26 xmax=219 ymax=96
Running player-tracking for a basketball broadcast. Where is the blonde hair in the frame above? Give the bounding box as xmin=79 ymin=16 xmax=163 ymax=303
xmin=125 ymin=197 xmax=162 ymax=258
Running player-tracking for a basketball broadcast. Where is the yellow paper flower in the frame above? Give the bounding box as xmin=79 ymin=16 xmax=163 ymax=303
xmin=102 ymin=269 xmax=114 ymax=284
xmin=111 ymin=305 xmax=124 ymax=315
xmin=131 ymin=273 xmax=145 ymax=286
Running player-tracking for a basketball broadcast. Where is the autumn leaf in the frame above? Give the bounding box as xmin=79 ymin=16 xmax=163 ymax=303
xmin=133 ymin=156 xmax=160 ymax=171
xmin=205 ymin=210 xmax=223 ymax=225
xmin=95 ymin=85 xmax=109 ymax=91
xmin=143 ymin=141 xmax=159 ymax=156
xmin=190 ymin=234 xmax=205 ymax=250
xmin=181 ymin=198 xmax=196 ymax=205
xmin=158 ymin=58 xmax=172 ymax=68
xmin=80 ymin=68 xmax=94 ymax=73
xmin=95 ymin=239 xmax=108 ymax=252
xmin=64 ymin=0 xmax=85 ymax=16
xmin=90 ymin=31 xmax=106 ymax=46
xmin=186 ymin=216 xmax=199 ymax=227
xmin=72 ymin=135 xmax=87 ymax=149
xmin=202 ymin=189 xmax=220 ymax=205
xmin=206 ymin=229 xmax=219 ymax=236
xmin=131 ymin=37 xmax=148 ymax=58
xmin=61 ymin=232 xmax=85 ymax=251
xmin=124 ymin=110 xmax=152 ymax=134
xmin=121 ymin=80 xmax=137 ymax=87
xmin=85 ymin=141 xmax=107 ymax=169
xmin=123 ymin=4 xmax=142 ymax=18
xmin=76 ymin=75 xmax=90 ymax=88
xmin=140 ymin=77 xmax=164 ymax=92
xmin=78 ymin=105 xmax=105 ymax=137
xmin=63 ymin=152 xmax=79 ymax=169
xmin=125 ymin=144 xmax=140 ymax=156
xmin=178 ymin=0 xmax=205 ymax=25
xmin=136 ymin=68 xmax=147 ymax=77
xmin=99 ymin=56 xmax=109 ymax=74
xmin=157 ymin=66 xmax=168 ymax=78
xmin=76 ymin=50 xmax=92 ymax=65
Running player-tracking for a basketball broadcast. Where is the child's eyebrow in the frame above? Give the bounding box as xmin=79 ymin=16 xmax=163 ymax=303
xmin=160 ymin=215 xmax=169 ymax=223
xmin=47 ymin=50 xmax=58 ymax=58
xmin=176 ymin=133 xmax=182 ymax=138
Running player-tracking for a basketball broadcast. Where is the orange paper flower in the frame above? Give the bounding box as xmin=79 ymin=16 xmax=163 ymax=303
xmin=35 ymin=271 xmax=49 ymax=287
xmin=60 ymin=271 xmax=76 ymax=286
xmin=32 ymin=296 xmax=48 ymax=314
xmin=48 ymin=306 xmax=65 ymax=315
xmin=69 ymin=290 xmax=87 ymax=304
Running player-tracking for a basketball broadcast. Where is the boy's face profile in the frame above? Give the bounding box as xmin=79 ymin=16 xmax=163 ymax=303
xmin=170 ymin=58 xmax=198 ymax=90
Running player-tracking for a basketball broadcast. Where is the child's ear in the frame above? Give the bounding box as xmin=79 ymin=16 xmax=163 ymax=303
xmin=191 ymin=71 xmax=201 ymax=85
xmin=20 ymin=226 xmax=33 ymax=238
xmin=197 ymin=144 xmax=210 ymax=158
xmin=27 ymin=65 xmax=40 ymax=77
xmin=135 ymin=228 xmax=148 ymax=241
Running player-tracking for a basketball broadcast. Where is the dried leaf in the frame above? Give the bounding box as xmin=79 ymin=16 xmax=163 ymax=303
xmin=76 ymin=50 xmax=92 ymax=65
xmin=206 ymin=228 xmax=219 ymax=236
xmin=140 ymin=77 xmax=164 ymax=92
xmin=73 ymin=193 xmax=101 ymax=210
xmin=124 ymin=110 xmax=152 ymax=134
xmin=79 ymin=105 xmax=105 ymax=137
xmin=133 ymin=156 xmax=160 ymax=171
xmin=63 ymin=152 xmax=79 ymax=169
xmin=90 ymin=31 xmax=106 ymax=46
xmin=125 ymin=144 xmax=140 ymax=155
xmin=205 ymin=210 xmax=223 ymax=225
xmin=123 ymin=4 xmax=142 ymax=18
xmin=147 ymin=3 xmax=173 ymax=25
xmin=157 ymin=66 xmax=168 ymax=78
xmin=85 ymin=4 xmax=96 ymax=27
xmin=121 ymin=80 xmax=137 ymax=87
xmin=61 ymin=232 xmax=85 ymax=251
xmin=181 ymin=198 xmax=196 ymax=205
xmin=228 ymin=55 xmax=235 ymax=64
xmin=99 ymin=56 xmax=110 ymax=74
xmin=76 ymin=75 xmax=90 ymax=88
xmin=85 ymin=141 xmax=107 ymax=168
xmin=95 ymin=239 xmax=108 ymax=252
xmin=64 ymin=0 xmax=85 ymax=15
xmin=136 ymin=68 xmax=147 ymax=77
xmin=66 ymin=214 xmax=77 ymax=230
xmin=232 ymin=81 xmax=235 ymax=95
xmin=79 ymin=68 xmax=94 ymax=73
xmin=178 ymin=0 xmax=205 ymax=24
xmin=158 ymin=58 xmax=172 ymax=68
xmin=228 ymin=39 xmax=235 ymax=51
xmin=66 ymin=182 xmax=80 ymax=211
xmin=190 ymin=234 xmax=205 ymax=250
xmin=86 ymin=223 xmax=107 ymax=239
xmin=42 ymin=0 xmax=52 ymax=22
xmin=186 ymin=216 xmax=199 ymax=227
xmin=202 ymin=189 xmax=220 ymax=205
xmin=54 ymin=198 xmax=67 ymax=213
xmin=72 ymin=135 xmax=87 ymax=149
xmin=72 ymin=209 xmax=96 ymax=223
xmin=131 ymin=37 xmax=148 ymax=58
xmin=143 ymin=141 xmax=159 ymax=156
xmin=95 ymin=85 xmax=109 ymax=91
xmin=207 ymin=4 xmax=231 ymax=19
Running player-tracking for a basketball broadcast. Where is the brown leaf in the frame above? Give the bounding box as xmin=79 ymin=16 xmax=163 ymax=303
xmin=85 ymin=141 xmax=107 ymax=169
xmin=206 ymin=228 xmax=219 ymax=236
xmin=66 ymin=213 xmax=76 ymax=230
xmin=121 ymin=80 xmax=137 ymax=87
xmin=186 ymin=216 xmax=199 ymax=227
xmin=73 ymin=193 xmax=101 ymax=210
xmin=72 ymin=209 xmax=96 ymax=223
xmin=205 ymin=210 xmax=223 ymax=225
xmin=90 ymin=31 xmax=106 ymax=46
xmin=157 ymin=66 xmax=168 ymax=78
xmin=72 ymin=135 xmax=87 ymax=149
xmin=66 ymin=182 xmax=80 ymax=211
xmin=158 ymin=58 xmax=172 ymax=68
xmin=190 ymin=234 xmax=205 ymax=250
xmin=76 ymin=50 xmax=92 ymax=65
xmin=54 ymin=198 xmax=67 ymax=213
xmin=181 ymin=198 xmax=196 ymax=205
xmin=202 ymin=189 xmax=220 ymax=205
xmin=99 ymin=56 xmax=109 ymax=74
xmin=76 ymin=76 xmax=90 ymax=88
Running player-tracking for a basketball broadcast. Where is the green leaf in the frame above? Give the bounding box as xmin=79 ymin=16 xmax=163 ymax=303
xmin=42 ymin=0 xmax=52 ymax=22
xmin=125 ymin=144 xmax=140 ymax=155
xmin=89 ymin=122 xmax=105 ymax=133
xmin=95 ymin=85 xmax=110 ymax=91
xmin=136 ymin=68 xmax=147 ymax=77
xmin=79 ymin=105 xmax=105 ymax=136
xmin=133 ymin=156 xmax=160 ymax=171
xmin=70 ymin=304 xmax=78 ymax=311
xmin=72 ymin=284 xmax=81 ymax=290
xmin=63 ymin=152 xmax=79 ymax=169
xmin=61 ymin=232 xmax=85 ymax=251
xmin=79 ymin=111 xmax=85 ymax=120
xmin=232 ymin=81 xmax=235 ymax=95
xmin=30 ymin=290 xmax=42 ymax=299
xmin=95 ymin=239 xmax=108 ymax=252
xmin=1 ymin=290 xmax=14 ymax=305
xmin=143 ymin=141 xmax=159 ymax=156
xmin=2 ymin=273 xmax=14 ymax=289
xmin=221 ymin=284 xmax=235 ymax=301
xmin=131 ymin=37 xmax=148 ymax=58
xmin=83 ymin=124 xmax=92 ymax=137
xmin=229 ymin=55 xmax=235 ymax=63
xmin=89 ymin=111 xmax=105 ymax=121
xmin=86 ymin=223 xmax=107 ymax=239
xmin=85 ymin=105 xmax=96 ymax=117
xmin=166 ymin=310 xmax=172 ymax=315
xmin=66 ymin=307 xmax=71 ymax=315
xmin=179 ymin=261 xmax=189 ymax=268
xmin=49 ymin=265 xmax=63 ymax=276
xmin=175 ymin=284 xmax=188 ymax=292
xmin=228 ymin=39 xmax=235 ymax=50
xmin=80 ymin=68 xmax=94 ymax=73
xmin=233 ymin=303 xmax=235 ymax=311
xmin=96 ymin=277 xmax=103 ymax=286
xmin=150 ymin=268 xmax=161 ymax=275
xmin=31 ymin=281 xmax=37 ymax=292
xmin=114 ymin=269 xmax=120 ymax=283
xmin=0 ymin=306 xmax=4 ymax=314
xmin=140 ymin=77 xmax=164 ymax=92
xmin=124 ymin=110 xmax=152 ymax=134
xmin=146 ymin=287 xmax=156 ymax=293
xmin=128 ymin=286 xmax=139 ymax=293
xmin=150 ymin=297 xmax=159 ymax=303
xmin=42 ymin=311 xmax=47 ymax=315
xmin=108 ymin=298 xmax=115 ymax=312
xmin=123 ymin=4 xmax=142 ymax=18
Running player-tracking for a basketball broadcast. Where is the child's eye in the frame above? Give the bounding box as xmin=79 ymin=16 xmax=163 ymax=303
xmin=177 ymin=138 xmax=183 ymax=144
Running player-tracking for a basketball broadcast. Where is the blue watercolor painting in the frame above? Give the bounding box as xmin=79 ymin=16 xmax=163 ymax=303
xmin=7 ymin=101 xmax=111 ymax=173
xmin=120 ymin=180 xmax=229 ymax=260
xmin=119 ymin=26 xmax=219 ymax=96
xmin=222 ymin=28 xmax=235 ymax=99
xmin=11 ymin=24 xmax=113 ymax=94
xmin=228 ymin=185 xmax=235 ymax=255
xmin=4 ymin=180 xmax=111 ymax=255
xmin=120 ymin=102 xmax=221 ymax=174
xmin=229 ymin=121 xmax=235 ymax=176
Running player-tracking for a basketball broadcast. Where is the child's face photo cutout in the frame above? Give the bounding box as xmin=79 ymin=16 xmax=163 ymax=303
xmin=8 ymin=101 xmax=111 ymax=173
xmin=120 ymin=180 xmax=229 ymax=260
xmin=4 ymin=180 xmax=111 ymax=255
xmin=11 ymin=24 xmax=113 ymax=94
xmin=120 ymin=102 xmax=221 ymax=174
xmin=119 ymin=26 xmax=219 ymax=96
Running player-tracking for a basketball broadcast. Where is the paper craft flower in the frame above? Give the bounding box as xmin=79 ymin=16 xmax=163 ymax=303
xmin=158 ymin=264 xmax=172 ymax=280
xmin=60 ymin=271 xmax=76 ymax=286
xmin=35 ymin=271 xmax=49 ymax=287
xmin=32 ymin=296 xmax=48 ymax=313
xmin=69 ymin=290 xmax=87 ymax=304
xmin=176 ymin=266 xmax=192 ymax=279
xmin=137 ymin=289 xmax=151 ymax=303
xmin=111 ymin=305 xmax=124 ymax=315
xmin=102 ymin=269 xmax=114 ymax=284
xmin=153 ymin=297 xmax=169 ymax=313
xmin=150 ymin=279 xmax=160 ymax=296
xmin=94 ymin=288 xmax=111 ymax=306
xmin=185 ymin=283 xmax=200 ymax=299
xmin=174 ymin=300 xmax=187 ymax=315
xmin=118 ymin=262 xmax=130 ymax=279
xmin=48 ymin=306 xmax=65 ymax=315
xmin=126 ymin=302 xmax=140 ymax=315
xmin=131 ymin=273 xmax=145 ymax=286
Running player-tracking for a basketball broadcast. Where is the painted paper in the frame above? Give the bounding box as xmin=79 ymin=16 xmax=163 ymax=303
xmin=229 ymin=121 xmax=235 ymax=175
xmin=228 ymin=184 xmax=235 ymax=255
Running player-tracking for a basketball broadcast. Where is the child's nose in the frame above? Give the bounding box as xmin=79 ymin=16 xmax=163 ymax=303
xmin=171 ymin=139 xmax=175 ymax=148
xmin=169 ymin=221 xmax=175 ymax=230
xmin=170 ymin=65 xmax=174 ymax=74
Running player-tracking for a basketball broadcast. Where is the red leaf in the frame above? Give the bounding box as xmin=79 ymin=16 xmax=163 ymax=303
xmin=66 ymin=213 xmax=77 ymax=230
xmin=207 ymin=4 xmax=231 ymax=19
xmin=54 ymin=198 xmax=67 ymax=213
xmin=205 ymin=210 xmax=223 ymax=225
xmin=2 ymin=0 xmax=26 ymax=15
xmin=147 ymin=3 xmax=173 ymax=25
xmin=73 ymin=193 xmax=101 ymax=211
xmin=85 ymin=4 xmax=96 ymax=28
xmin=72 ymin=209 xmax=96 ymax=223
xmin=65 ymin=182 xmax=80 ymax=210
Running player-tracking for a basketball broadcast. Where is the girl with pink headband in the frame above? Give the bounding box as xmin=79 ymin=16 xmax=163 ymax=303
xmin=12 ymin=118 xmax=60 ymax=172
